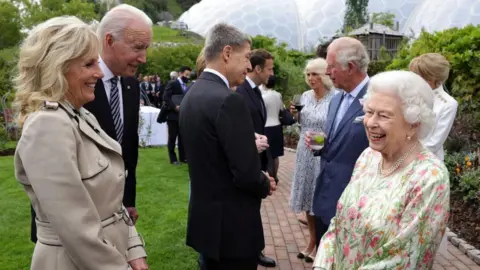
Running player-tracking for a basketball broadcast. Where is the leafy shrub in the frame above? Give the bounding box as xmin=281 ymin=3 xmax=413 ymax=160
xmin=0 ymin=125 xmax=8 ymax=151
xmin=251 ymin=35 xmax=310 ymax=102
xmin=138 ymin=44 xmax=202 ymax=83
xmin=444 ymin=151 xmax=480 ymax=202
xmin=367 ymin=60 xmax=391 ymax=77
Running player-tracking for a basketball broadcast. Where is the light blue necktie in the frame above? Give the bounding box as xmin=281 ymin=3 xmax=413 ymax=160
xmin=333 ymin=93 xmax=352 ymax=134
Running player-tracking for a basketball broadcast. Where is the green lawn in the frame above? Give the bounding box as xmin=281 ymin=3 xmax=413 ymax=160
xmin=0 ymin=147 xmax=197 ymax=270
xmin=152 ymin=25 xmax=204 ymax=44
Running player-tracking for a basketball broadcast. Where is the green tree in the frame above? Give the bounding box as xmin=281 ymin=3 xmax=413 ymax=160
xmin=344 ymin=0 xmax=369 ymax=31
xmin=0 ymin=1 xmax=23 ymax=50
xmin=19 ymin=0 xmax=98 ymax=29
xmin=123 ymin=0 xmax=168 ymax=23
xmin=372 ymin=12 xmax=395 ymax=28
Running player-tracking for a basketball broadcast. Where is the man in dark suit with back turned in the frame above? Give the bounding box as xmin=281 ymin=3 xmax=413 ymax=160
xmin=163 ymin=66 xmax=191 ymax=165
xmin=179 ymin=23 xmax=277 ymax=270
xmin=30 ymin=4 xmax=153 ymax=245
xmin=235 ymin=49 xmax=277 ymax=267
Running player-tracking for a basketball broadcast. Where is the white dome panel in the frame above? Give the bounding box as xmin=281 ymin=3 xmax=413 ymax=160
xmin=178 ymin=0 xmax=307 ymax=50
xmin=404 ymin=0 xmax=480 ymax=37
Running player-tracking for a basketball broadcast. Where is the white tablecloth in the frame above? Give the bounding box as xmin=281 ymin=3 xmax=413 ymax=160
xmin=139 ymin=106 xmax=168 ymax=146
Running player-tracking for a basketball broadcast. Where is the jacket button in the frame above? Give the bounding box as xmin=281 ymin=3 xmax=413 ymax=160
xmin=98 ymin=159 xmax=107 ymax=167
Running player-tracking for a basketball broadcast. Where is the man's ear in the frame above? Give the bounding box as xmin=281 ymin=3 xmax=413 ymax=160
xmin=106 ymin=33 xmax=115 ymax=47
xmin=254 ymin=65 xmax=262 ymax=73
xmin=222 ymin=45 xmax=233 ymax=62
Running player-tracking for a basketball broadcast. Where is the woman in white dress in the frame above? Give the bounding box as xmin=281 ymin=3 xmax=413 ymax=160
xmin=260 ymin=75 xmax=285 ymax=179
xmin=289 ymin=58 xmax=336 ymax=262
xmin=409 ymin=53 xmax=458 ymax=254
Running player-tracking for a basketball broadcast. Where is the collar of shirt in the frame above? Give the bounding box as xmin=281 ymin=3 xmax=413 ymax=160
xmin=177 ymin=77 xmax=184 ymax=85
xmin=99 ymin=56 xmax=117 ymax=83
xmin=246 ymin=76 xmax=256 ymax=89
xmin=203 ymin=68 xmax=230 ymax=88
xmin=347 ymin=75 xmax=370 ymax=99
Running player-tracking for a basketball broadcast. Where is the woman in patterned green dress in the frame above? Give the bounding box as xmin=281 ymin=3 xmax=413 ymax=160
xmin=313 ymin=70 xmax=450 ymax=269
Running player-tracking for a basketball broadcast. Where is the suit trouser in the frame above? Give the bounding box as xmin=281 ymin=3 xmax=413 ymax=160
xmin=167 ymin=120 xmax=186 ymax=163
xmin=200 ymin=255 xmax=257 ymax=270
xmin=314 ymin=216 xmax=330 ymax=249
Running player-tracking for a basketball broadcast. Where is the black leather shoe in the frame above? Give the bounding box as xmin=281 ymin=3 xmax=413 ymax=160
xmin=258 ymin=253 xmax=276 ymax=267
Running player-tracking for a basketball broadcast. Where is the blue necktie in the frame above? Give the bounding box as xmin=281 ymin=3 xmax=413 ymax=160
xmin=333 ymin=93 xmax=352 ymax=134
xmin=110 ymin=77 xmax=123 ymax=143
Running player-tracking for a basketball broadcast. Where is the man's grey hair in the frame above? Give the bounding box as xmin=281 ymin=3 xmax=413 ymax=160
xmin=204 ymin=23 xmax=251 ymax=62
xmin=363 ymin=70 xmax=435 ymax=139
xmin=170 ymin=71 xmax=178 ymax=80
xmin=329 ymin=37 xmax=370 ymax=73
xmin=97 ymin=4 xmax=152 ymax=41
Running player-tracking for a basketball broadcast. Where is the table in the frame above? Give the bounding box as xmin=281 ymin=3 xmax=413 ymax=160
xmin=139 ymin=106 xmax=168 ymax=146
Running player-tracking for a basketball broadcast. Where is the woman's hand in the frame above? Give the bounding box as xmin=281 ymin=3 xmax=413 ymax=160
xmin=129 ymin=257 xmax=148 ymax=270
xmin=289 ymin=101 xmax=297 ymax=115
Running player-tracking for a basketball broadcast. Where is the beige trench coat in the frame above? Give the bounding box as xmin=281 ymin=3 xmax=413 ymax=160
xmin=14 ymin=101 xmax=146 ymax=270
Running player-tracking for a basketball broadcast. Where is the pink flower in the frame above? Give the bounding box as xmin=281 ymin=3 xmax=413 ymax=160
xmin=337 ymin=202 xmax=344 ymax=211
xmin=344 ymin=243 xmax=350 ymax=257
xmin=423 ymin=250 xmax=433 ymax=264
xmin=434 ymin=204 xmax=443 ymax=214
xmin=370 ymin=236 xmax=380 ymax=248
xmin=358 ymin=196 xmax=368 ymax=208
xmin=347 ymin=207 xmax=359 ymax=219
xmin=436 ymin=184 xmax=446 ymax=191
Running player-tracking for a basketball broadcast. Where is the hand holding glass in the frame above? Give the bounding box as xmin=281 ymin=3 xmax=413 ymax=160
xmin=306 ymin=131 xmax=326 ymax=150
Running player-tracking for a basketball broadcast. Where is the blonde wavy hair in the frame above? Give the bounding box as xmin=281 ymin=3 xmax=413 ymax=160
xmin=13 ymin=16 xmax=100 ymax=126
xmin=409 ymin=53 xmax=450 ymax=89
xmin=304 ymin=58 xmax=333 ymax=90
xmin=196 ymin=47 xmax=206 ymax=76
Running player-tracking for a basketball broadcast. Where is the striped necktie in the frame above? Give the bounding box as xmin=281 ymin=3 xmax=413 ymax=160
xmin=110 ymin=76 xmax=123 ymax=143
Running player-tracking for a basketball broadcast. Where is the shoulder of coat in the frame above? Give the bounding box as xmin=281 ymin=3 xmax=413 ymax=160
xmin=42 ymin=101 xmax=59 ymax=110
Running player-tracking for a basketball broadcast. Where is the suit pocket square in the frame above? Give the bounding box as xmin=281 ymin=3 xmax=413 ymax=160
xmin=353 ymin=116 xmax=364 ymax=123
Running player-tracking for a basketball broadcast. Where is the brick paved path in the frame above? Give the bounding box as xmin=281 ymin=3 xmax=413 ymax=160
xmin=258 ymin=151 xmax=480 ymax=270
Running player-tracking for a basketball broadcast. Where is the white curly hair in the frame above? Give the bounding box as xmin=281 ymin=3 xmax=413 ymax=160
xmin=363 ymin=70 xmax=436 ymax=139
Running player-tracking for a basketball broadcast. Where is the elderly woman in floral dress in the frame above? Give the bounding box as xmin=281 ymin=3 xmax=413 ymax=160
xmin=313 ymin=70 xmax=450 ymax=269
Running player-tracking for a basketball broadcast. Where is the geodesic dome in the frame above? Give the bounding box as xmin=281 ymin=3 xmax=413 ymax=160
xmin=404 ymin=0 xmax=480 ymax=37
xmin=178 ymin=0 xmax=480 ymax=51
xmin=179 ymin=0 xmax=307 ymax=50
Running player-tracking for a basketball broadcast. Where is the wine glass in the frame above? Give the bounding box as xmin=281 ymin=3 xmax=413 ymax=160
xmin=292 ymin=94 xmax=304 ymax=112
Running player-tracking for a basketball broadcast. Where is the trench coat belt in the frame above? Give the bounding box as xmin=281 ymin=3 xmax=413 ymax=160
xmin=36 ymin=208 xmax=132 ymax=246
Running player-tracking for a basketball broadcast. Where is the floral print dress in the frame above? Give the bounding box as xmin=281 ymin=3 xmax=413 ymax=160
xmin=314 ymin=147 xmax=450 ymax=270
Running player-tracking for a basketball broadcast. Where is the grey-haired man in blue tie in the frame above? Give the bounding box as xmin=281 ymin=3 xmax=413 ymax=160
xmin=306 ymin=37 xmax=370 ymax=247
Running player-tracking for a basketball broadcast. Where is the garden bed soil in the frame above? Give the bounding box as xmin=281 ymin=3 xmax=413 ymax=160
xmin=0 ymin=148 xmax=15 ymax=156
xmin=448 ymin=192 xmax=480 ymax=250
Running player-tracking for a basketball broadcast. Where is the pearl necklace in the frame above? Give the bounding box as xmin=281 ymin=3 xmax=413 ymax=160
xmin=378 ymin=142 xmax=418 ymax=177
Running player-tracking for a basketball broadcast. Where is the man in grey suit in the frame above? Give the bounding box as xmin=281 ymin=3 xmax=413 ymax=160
xmin=306 ymin=37 xmax=370 ymax=247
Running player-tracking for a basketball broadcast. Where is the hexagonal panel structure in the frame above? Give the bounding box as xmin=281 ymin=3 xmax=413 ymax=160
xmin=404 ymin=0 xmax=480 ymax=37
xmin=178 ymin=0 xmax=307 ymax=50
xmin=178 ymin=0 xmax=480 ymax=51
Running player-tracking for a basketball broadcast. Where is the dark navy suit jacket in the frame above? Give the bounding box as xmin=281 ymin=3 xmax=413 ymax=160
xmin=313 ymin=83 xmax=370 ymax=225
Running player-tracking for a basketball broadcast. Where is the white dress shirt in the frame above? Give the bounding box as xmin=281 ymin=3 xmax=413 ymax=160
xmin=246 ymin=76 xmax=256 ymax=89
xmin=99 ymin=57 xmax=124 ymax=122
xmin=333 ymin=76 xmax=369 ymax=132
xmin=203 ymin=68 xmax=229 ymax=88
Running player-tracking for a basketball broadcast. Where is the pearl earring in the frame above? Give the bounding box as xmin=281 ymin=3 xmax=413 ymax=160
xmin=407 ymin=136 xmax=411 ymax=140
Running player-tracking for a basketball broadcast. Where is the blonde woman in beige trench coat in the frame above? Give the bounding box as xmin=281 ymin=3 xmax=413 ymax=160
xmin=13 ymin=16 xmax=148 ymax=270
